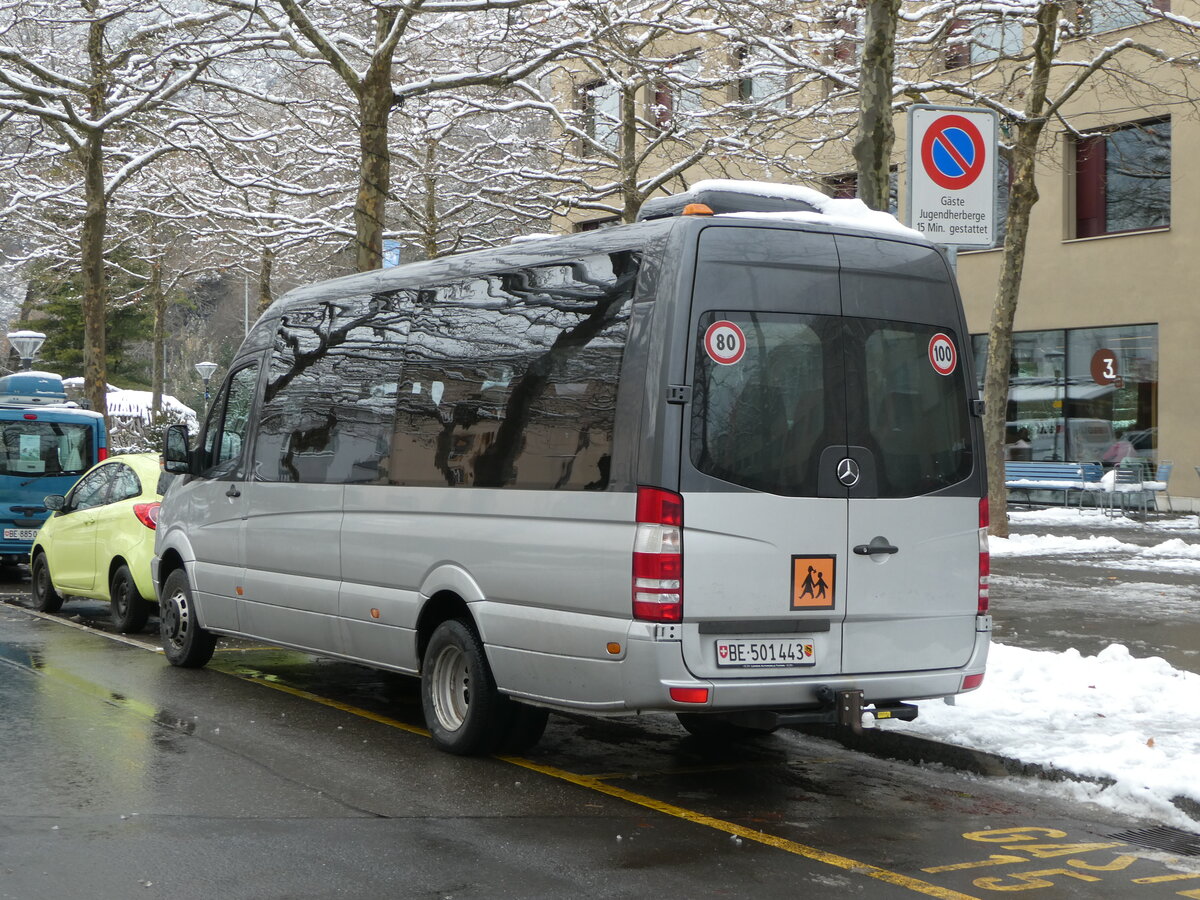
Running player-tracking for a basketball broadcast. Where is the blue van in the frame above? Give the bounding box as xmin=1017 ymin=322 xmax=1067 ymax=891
xmin=0 ymin=373 xmax=108 ymax=566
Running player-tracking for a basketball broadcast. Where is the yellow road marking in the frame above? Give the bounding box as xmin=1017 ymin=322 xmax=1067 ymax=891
xmin=6 ymin=604 xmax=982 ymax=899
xmin=227 ymin=665 xmax=980 ymax=900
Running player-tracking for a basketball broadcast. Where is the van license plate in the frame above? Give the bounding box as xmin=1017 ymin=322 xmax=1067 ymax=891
xmin=716 ymin=638 xmax=816 ymax=668
xmin=3 ymin=528 xmax=37 ymax=541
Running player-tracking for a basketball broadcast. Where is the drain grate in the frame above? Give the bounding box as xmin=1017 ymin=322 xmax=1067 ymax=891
xmin=1108 ymin=825 xmax=1200 ymax=857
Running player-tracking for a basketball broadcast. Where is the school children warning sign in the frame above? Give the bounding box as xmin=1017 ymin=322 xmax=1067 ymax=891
xmin=792 ymin=555 xmax=836 ymax=610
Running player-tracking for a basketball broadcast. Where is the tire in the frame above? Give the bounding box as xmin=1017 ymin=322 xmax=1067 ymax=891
xmin=159 ymin=568 xmax=216 ymax=668
xmin=30 ymin=553 xmax=64 ymax=614
xmin=421 ymin=618 xmax=512 ymax=756
xmin=109 ymin=564 xmax=150 ymax=634
xmin=676 ymin=712 xmax=777 ymax=741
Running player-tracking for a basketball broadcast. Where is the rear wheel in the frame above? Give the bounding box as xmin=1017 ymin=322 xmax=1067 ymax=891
xmin=110 ymin=564 xmax=150 ymax=633
xmin=421 ymin=618 xmax=517 ymax=756
xmin=30 ymin=553 xmax=64 ymax=613
xmin=160 ymin=569 xmax=216 ymax=668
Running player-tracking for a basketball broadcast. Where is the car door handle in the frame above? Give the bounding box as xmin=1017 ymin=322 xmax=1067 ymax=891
xmin=225 ymin=485 xmax=241 ymax=498
xmin=854 ymin=542 xmax=899 ymax=555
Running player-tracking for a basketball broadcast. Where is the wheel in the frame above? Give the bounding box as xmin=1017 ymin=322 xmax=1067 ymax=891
xmin=421 ymin=618 xmax=512 ymax=756
xmin=110 ymin=564 xmax=150 ymax=633
xmin=30 ymin=553 xmax=64 ymax=613
xmin=159 ymin=568 xmax=216 ymax=668
xmin=676 ymin=712 xmax=777 ymax=741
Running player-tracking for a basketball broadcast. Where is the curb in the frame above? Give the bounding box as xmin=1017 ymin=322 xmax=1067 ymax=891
xmin=796 ymin=724 xmax=1200 ymax=820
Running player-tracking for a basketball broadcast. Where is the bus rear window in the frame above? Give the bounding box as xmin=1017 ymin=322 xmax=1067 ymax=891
xmin=0 ymin=422 xmax=93 ymax=477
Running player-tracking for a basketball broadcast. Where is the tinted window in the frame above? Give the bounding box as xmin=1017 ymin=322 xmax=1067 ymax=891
xmin=202 ymin=364 xmax=259 ymax=476
xmin=690 ymin=312 xmax=834 ymax=497
xmin=690 ymin=313 xmax=972 ymax=498
xmin=387 ymin=251 xmax=638 ymax=490
xmin=0 ymin=421 xmax=93 ymax=477
xmin=857 ymin=321 xmax=972 ymax=497
xmin=252 ymin=294 xmax=406 ymax=484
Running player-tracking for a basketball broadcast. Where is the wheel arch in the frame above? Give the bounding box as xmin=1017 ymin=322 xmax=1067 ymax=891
xmin=416 ymin=590 xmax=474 ymax=668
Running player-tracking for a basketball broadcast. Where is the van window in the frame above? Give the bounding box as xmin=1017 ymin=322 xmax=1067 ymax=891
xmin=387 ymin=251 xmax=639 ymax=490
xmin=690 ymin=312 xmax=972 ymax=498
xmin=690 ymin=312 xmax=834 ymax=497
xmin=858 ymin=321 xmax=972 ymax=497
xmin=0 ymin=421 xmax=93 ymax=477
xmin=253 ymin=294 xmax=407 ymax=484
xmin=202 ymin=364 xmax=259 ymax=476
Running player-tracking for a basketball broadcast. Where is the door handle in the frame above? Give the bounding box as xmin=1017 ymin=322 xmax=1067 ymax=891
xmin=854 ymin=541 xmax=899 ymax=555
xmin=225 ymin=485 xmax=241 ymax=498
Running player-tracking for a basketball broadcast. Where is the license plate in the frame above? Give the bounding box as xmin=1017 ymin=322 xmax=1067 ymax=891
xmin=3 ymin=528 xmax=38 ymax=541
xmin=716 ymin=638 xmax=816 ymax=668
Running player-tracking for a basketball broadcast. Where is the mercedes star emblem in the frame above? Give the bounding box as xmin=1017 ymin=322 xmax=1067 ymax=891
xmin=837 ymin=458 xmax=860 ymax=487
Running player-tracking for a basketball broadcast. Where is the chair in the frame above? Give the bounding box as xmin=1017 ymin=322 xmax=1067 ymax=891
xmin=1108 ymin=459 xmax=1150 ymax=518
xmin=1146 ymin=460 xmax=1173 ymax=513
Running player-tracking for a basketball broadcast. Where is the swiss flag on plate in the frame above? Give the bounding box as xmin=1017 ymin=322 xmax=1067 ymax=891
xmin=718 ymin=645 xmax=728 ymax=658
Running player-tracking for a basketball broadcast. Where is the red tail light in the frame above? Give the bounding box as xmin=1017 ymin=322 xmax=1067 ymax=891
xmin=978 ymin=497 xmax=990 ymax=614
xmin=98 ymin=447 xmax=108 ymax=462
xmin=633 ymin=486 xmax=683 ymax=623
xmin=133 ymin=502 xmax=161 ymax=530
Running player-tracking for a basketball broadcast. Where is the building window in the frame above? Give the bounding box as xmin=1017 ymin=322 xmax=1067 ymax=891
xmin=944 ymin=19 xmax=972 ymax=69
xmin=580 ymin=80 xmax=620 ymax=154
xmin=1083 ymin=0 xmax=1168 ymax=33
xmin=732 ymin=44 xmax=788 ymax=110
xmin=1074 ymin=118 xmax=1170 ymax=238
xmin=823 ymin=168 xmax=899 ymax=216
xmin=575 ymin=216 xmax=620 ymax=232
xmin=971 ymin=324 xmax=1158 ymax=465
xmin=652 ymin=56 xmax=703 ymax=128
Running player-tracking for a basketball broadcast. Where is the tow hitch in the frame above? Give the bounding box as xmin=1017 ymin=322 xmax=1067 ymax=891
xmin=770 ymin=688 xmax=920 ymax=733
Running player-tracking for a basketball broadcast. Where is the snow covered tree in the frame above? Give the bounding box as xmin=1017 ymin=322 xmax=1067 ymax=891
xmin=0 ymin=0 xmax=254 ymax=417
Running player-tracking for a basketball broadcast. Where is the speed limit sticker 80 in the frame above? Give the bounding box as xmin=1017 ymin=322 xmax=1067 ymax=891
xmin=704 ymin=320 xmax=747 ymax=366
xmin=928 ymin=333 xmax=957 ymax=376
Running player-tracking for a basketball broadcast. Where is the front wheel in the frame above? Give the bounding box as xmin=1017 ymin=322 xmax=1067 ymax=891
xmin=30 ymin=553 xmax=64 ymax=613
xmin=421 ymin=619 xmax=512 ymax=756
xmin=110 ymin=564 xmax=150 ymax=633
xmin=160 ymin=569 xmax=216 ymax=668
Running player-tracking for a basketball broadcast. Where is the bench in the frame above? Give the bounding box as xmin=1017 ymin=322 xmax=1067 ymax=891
xmin=1004 ymin=461 xmax=1104 ymax=506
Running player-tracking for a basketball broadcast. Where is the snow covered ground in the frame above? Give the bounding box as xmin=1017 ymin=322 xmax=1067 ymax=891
xmin=876 ymin=508 xmax=1200 ymax=829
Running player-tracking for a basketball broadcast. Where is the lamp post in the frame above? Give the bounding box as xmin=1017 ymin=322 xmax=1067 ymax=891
xmin=194 ymin=360 xmax=218 ymax=404
xmin=1045 ymin=349 xmax=1065 ymax=461
xmin=7 ymin=330 xmax=46 ymax=371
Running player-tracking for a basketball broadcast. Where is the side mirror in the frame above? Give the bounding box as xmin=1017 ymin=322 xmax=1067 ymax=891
xmin=43 ymin=495 xmax=65 ymax=512
xmin=163 ymin=424 xmax=193 ymax=475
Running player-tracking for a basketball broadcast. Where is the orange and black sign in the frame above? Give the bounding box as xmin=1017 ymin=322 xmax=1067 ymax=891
xmin=791 ymin=555 xmax=835 ymax=609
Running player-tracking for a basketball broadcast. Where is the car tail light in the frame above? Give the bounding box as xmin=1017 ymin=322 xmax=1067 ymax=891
xmin=98 ymin=447 xmax=108 ymax=461
xmin=962 ymin=673 xmax=985 ymax=691
xmin=133 ymin=502 xmax=161 ymax=530
xmin=669 ymin=687 xmax=709 ymax=703
xmin=633 ymin=486 xmax=682 ymax=623
xmin=978 ymin=498 xmax=990 ymax=614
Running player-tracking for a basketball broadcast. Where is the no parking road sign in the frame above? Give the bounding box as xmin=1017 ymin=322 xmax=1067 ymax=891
xmin=907 ymin=105 xmax=998 ymax=248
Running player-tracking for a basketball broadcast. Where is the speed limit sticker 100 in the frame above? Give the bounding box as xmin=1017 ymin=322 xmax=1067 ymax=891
xmin=704 ymin=321 xmax=747 ymax=366
xmin=928 ymin=333 xmax=957 ymax=376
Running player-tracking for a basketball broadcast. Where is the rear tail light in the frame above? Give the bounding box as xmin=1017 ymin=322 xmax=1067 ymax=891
xmin=633 ymin=486 xmax=683 ymax=623
xmin=978 ymin=497 xmax=990 ymax=614
xmin=962 ymin=673 xmax=985 ymax=691
xmin=98 ymin=447 xmax=108 ymax=462
xmin=133 ymin=502 xmax=161 ymax=530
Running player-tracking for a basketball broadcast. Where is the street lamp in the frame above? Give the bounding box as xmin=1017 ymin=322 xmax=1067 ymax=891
xmin=194 ymin=360 xmax=218 ymax=404
xmin=7 ymin=330 xmax=46 ymax=371
xmin=1045 ymin=349 xmax=1065 ymax=461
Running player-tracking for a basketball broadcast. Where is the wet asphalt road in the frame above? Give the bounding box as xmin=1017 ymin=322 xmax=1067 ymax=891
xmin=2 ymin=518 xmax=1199 ymax=900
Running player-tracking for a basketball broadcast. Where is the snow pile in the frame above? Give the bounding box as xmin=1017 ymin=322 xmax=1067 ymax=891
xmin=990 ymin=532 xmax=1139 ymax=555
xmin=880 ymin=642 xmax=1200 ymax=826
xmin=689 ymin=178 xmax=926 ymax=241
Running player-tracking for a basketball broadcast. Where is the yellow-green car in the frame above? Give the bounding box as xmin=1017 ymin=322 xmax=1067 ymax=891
xmin=30 ymin=452 xmax=173 ymax=633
